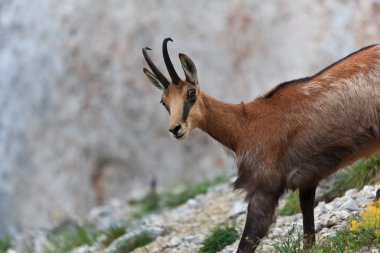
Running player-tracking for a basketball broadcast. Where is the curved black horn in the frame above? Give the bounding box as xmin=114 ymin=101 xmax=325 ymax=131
xmin=163 ymin=38 xmax=181 ymax=84
xmin=142 ymin=47 xmax=169 ymax=88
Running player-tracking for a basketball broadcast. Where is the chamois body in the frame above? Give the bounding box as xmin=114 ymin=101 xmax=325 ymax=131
xmin=142 ymin=40 xmax=380 ymax=253
xmin=234 ymin=45 xmax=380 ymax=193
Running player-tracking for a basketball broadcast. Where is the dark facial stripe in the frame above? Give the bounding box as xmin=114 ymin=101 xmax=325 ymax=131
xmin=182 ymin=85 xmax=196 ymax=121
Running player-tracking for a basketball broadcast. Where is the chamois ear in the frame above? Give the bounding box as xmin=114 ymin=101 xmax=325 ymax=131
xmin=143 ymin=68 xmax=165 ymax=90
xmin=179 ymin=53 xmax=198 ymax=85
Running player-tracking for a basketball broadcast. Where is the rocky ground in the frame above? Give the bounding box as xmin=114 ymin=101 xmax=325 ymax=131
xmin=46 ymin=180 xmax=380 ymax=253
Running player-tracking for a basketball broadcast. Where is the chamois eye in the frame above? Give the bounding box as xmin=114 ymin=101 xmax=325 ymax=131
xmin=160 ymin=100 xmax=170 ymax=114
xmin=188 ymin=89 xmax=196 ymax=98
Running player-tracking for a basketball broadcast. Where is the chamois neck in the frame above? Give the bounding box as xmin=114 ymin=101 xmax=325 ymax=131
xmin=198 ymin=92 xmax=247 ymax=152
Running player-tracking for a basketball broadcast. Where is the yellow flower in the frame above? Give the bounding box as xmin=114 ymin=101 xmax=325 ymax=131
xmin=350 ymin=219 xmax=360 ymax=231
xmin=352 ymin=198 xmax=380 ymax=239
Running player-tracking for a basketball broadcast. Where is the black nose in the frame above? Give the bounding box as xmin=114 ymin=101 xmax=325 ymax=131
xmin=169 ymin=124 xmax=181 ymax=135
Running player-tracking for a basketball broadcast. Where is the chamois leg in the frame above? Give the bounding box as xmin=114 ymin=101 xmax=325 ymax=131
xmin=299 ymin=186 xmax=316 ymax=247
xmin=376 ymin=188 xmax=380 ymax=200
xmin=237 ymin=191 xmax=280 ymax=253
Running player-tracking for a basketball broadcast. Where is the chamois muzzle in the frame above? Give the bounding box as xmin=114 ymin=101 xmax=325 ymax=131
xmin=169 ymin=124 xmax=182 ymax=136
xmin=168 ymin=122 xmax=189 ymax=140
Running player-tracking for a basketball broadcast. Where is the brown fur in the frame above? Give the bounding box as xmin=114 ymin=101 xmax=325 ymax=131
xmin=143 ymin=42 xmax=380 ymax=253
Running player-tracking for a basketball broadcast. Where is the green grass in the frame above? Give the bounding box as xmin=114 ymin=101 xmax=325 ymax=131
xmin=111 ymin=232 xmax=154 ymax=253
xmin=279 ymin=190 xmax=301 ymax=216
xmin=125 ymin=232 xmax=154 ymax=252
xmin=165 ymin=175 xmax=228 ymax=208
xmin=0 ymin=235 xmax=11 ymax=253
xmin=279 ymin=152 xmax=380 ymax=216
xmin=43 ymin=222 xmax=100 ymax=253
xmin=39 ymin=220 xmax=153 ymax=253
xmin=199 ymin=224 xmax=239 ymax=253
xmin=314 ymin=228 xmax=376 ymax=253
xmin=24 ymin=246 xmax=36 ymax=253
xmin=102 ymin=223 xmax=128 ymax=247
xmin=132 ymin=174 xmax=230 ymax=219
xmin=273 ymin=225 xmax=377 ymax=253
xmin=272 ymin=226 xmax=302 ymax=253
xmin=132 ymin=191 xmax=161 ymax=219
xmin=323 ymin=151 xmax=380 ymax=202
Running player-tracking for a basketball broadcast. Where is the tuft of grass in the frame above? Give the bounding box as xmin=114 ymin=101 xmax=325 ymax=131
xmin=37 ymin=221 xmax=129 ymax=253
xmin=132 ymin=174 xmax=230 ymax=219
xmin=102 ymin=224 xmax=127 ymax=247
xmin=164 ymin=175 xmax=226 ymax=208
xmin=43 ymin=221 xmax=100 ymax=253
xmin=24 ymin=246 xmax=36 ymax=253
xmin=112 ymin=232 xmax=154 ymax=253
xmin=279 ymin=190 xmax=301 ymax=216
xmin=0 ymin=235 xmax=11 ymax=253
xmin=132 ymin=191 xmax=161 ymax=219
xmin=323 ymin=151 xmax=380 ymax=202
xmin=125 ymin=232 xmax=154 ymax=252
xmin=199 ymin=224 xmax=239 ymax=253
xmin=272 ymin=226 xmax=302 ymax=253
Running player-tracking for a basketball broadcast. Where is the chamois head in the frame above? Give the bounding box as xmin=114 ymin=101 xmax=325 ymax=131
xmin=143 ymin=38 xmax=201 ymax=140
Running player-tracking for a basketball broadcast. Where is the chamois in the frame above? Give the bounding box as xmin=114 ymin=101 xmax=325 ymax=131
xmin=142 ymin=38 xmax=380 ymax=253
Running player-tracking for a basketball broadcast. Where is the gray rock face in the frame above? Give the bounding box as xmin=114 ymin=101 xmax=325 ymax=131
xmin=1 ymin=0 xmax=380 ymax=235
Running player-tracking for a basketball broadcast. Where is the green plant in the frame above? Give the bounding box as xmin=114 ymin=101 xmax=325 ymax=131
xmin=272 ymin=227 xmax=302 ymax=253
xmin=133 ymin=191 xmax=161 ymax=219
xmin=112 ymin=232 xmax=154 ymax=253
xmin=0 ymin=235 xmax=11 ymax=253
xmin=102 ymin=224 xmax=127 ymax=247
xmin=24 ymin=246 xmax=36 ymax=253
xmin=132 ymin=174 xmax=230 ymax=219
xmin=131 ymin=190 xmax=161 ymax=220
xmin=279 ymin=190 xmax=301 ymax=216
xmin=165 ymin=181 xmax=208 ymax=208
xmin=323 ymin=151 xmax=380 ymax=202
xmin=165 ymin=174 xmax=229 ymax=207
xmin=199 ymin=224 xmax=239 ymax=253
xmin=43 ymin=222 xmax=99 ymax=253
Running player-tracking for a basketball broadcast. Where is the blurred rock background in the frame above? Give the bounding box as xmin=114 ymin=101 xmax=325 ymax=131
xmin=0 ymin=0 xmax=380 ymax=237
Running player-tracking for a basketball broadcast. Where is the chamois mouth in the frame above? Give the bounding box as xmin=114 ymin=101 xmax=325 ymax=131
xmin=170 ymin=131 xmax=186 ymax=140
xmin=170 ymin=129 xmax=189 ymax=140
xmin=169 ymin=123 xmax=190 ymax=140
xmin=174 ymin=133 xmax=185 ymax=139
